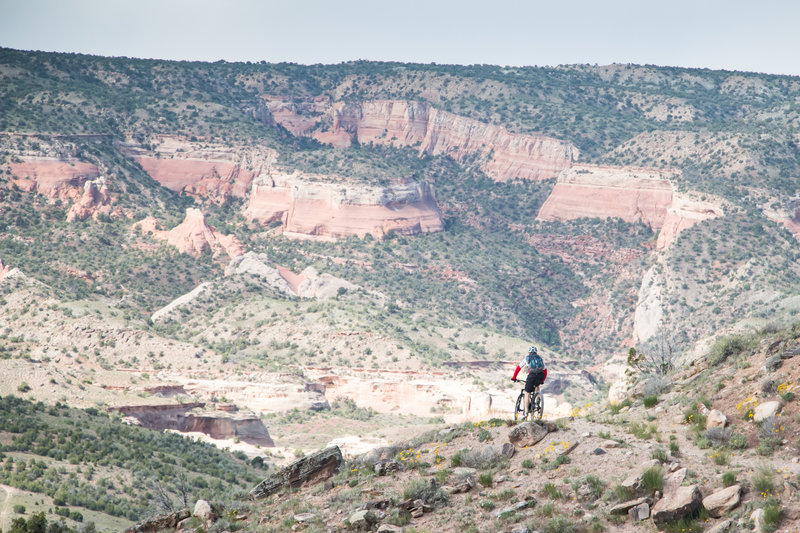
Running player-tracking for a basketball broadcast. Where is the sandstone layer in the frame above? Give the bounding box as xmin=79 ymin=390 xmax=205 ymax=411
xmin=66 ymin=177 xmax=113 ymax=222
xmin=135 ymin=208 xmax=245 ymax=260
xmin=111 ymin=403 xmax=274 ymax=447
xmin=536 ymin=164 xmax=677 ymax=230
xmin=656 ymin=193 xmax=724 ymax=249
xmin=245 ymin=171 xmax=444 ymax=239
xmin=264 ymin=98 xmax=577 ymax=181
xmin=9 ymin=157 xmax=100 ymax=199
xmin=118 ymin=137 xmax=277 ymax=202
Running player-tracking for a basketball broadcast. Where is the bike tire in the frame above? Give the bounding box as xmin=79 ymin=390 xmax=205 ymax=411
xmin=532 ymin=392 xmax=543 ymax=421
xmin=514 ymin=393 xmax=525 ymax=421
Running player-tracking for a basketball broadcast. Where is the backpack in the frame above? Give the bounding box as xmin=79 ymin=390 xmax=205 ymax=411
xmin=526 ymin=353 xmax=544 ymax=371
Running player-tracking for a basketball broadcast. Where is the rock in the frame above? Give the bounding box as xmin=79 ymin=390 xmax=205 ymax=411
xmin=706 ymin=519 xmax=733 ymax=533
xmin=591 ymin=448 xmax=607 ymax=455
xmin=751 ymin=508 xmax=765 ymax=531
xmin=702 ymin=484 xmax=741 ymax=517
xmin=347 ymin=509 xmax=377 ymax=530
xmin=628 ymin=502 xmax=650 ymax=522
xmin=610 ymin=497 xmax=650 ymax=515
xmin=193 ymin=500 xmax=214 ymax=521
xmin=501 ymin=442 xmax=516 ymax=458
xmin=559 ymin=441 xmax=579 ymax=456
xmin=663 ymin=467 xmax=687 ymax=493
xmin=706 ymin=409 xmax=727 ymax=428
xmin=508 ymin=422 xmax=550 ymax=447
xmin=249 ymin=446 xmax=343 ymax=500
xmin=374 ymin=459 xmax=401 ymax=476
xmin=765 ymin=354 xmax=783 ymax=372
xmin=781 ymin=347 xmax=800 ymax=359
xmin=123 ymin=509 xmax=191 ymax=532
xmin=652 ymin=485 xmax=702 ymax=524
xmin=410 ymin=507 xmax=424 ymax=518
xmin=377 ymin=525 xmax=403 ymax=533
xmin=753 ymin=401 xmax=782 ymax=422
xmin=494 ymin=499 xmax=536 ymax=519
xmin=293 ymin=512 xmax=316 ymax=523
xmin=621 ymin=460 xmax=661 ymax=494
xmin=507 ymin=528 xmax=531 ymax=533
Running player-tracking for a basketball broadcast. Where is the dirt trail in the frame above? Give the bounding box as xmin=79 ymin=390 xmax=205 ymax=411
xmin=0 ymin=484 xmax=19 ymax=530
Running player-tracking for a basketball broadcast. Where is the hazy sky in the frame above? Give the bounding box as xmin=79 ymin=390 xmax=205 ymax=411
xmin=1 ymin=0 xmax=799 ymax=76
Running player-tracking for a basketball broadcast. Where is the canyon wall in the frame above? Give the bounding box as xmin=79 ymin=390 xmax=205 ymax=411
xmin=536 ymin=164 xmax=677 ymax=229
xmin=118 ymin=137 xmax=277 ymax=202
xmin=246 ymin=171 xmax=444 ymax=239
xmin=111 ymin=403 xmax=274 ymax=447
xmin=9 ymin=157 xmax=101 ymax=199
xmin=264 ymin=98 xmax=577 ymax=181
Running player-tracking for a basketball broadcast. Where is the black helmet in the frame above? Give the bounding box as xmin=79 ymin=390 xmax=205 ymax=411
xmin=528 ymin=346 xmax=538 ymax=355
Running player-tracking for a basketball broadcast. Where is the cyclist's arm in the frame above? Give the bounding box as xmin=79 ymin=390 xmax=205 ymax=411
xmin=543 ymin=368 xmax=547 ymax=382
xmin=511 ymin=365 xmax=521 ymax=380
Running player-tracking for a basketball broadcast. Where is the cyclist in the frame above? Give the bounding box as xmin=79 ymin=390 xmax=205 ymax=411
xmin=511 ymin=346 xmax=547 ymax=418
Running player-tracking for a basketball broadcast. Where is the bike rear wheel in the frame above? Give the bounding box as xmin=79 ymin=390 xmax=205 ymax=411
xmin=532 ymin=392 xmax=543 ymax=421
xmin=514 ymin=393 xmax=526 ymax=421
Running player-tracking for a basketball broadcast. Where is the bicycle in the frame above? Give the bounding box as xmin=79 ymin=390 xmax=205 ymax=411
xmin=512 ymin=378 xmax=543 ymax=421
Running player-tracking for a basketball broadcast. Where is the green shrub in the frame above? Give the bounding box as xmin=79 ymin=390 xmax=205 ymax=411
xmin=729 ymin=432 xmax=747 ymax=449
xmin=752 ymin=465 xmax=774 ymax=496
xmin=450 ymin=450 xmax=464 ymax=467
xmin=763 ymin=497 xmax=783 ymax=532
xmin=477 ymin=429 xmax=491 ymax=442
xmin=402 ymin=478 xmax=449 ymax=505
xmin=613 ymin=484 xmax=635 ymax=502
xmin=643 ymin=396 xmax=659 ymax=408
xmin=642 ymin=466 xmax=664 ymax=494
xmin=651 ymin=447 xmax=668 ymax=462
xmin=541 ymin=454 xmax=570 ymax=471
xmin=479 ymin=499 xmax=495 ymax=510
xmin=535 ymin=501 xmax=554 ymax=517
xmin=387 ymin=509 xmax=411 ymax=526
xmin=608 ymin=399 xmax=631 ymax=415
xmin=13 ymin=504 xmax=25 ymax=514
xmin=478 ymin=472 xmax=493 ymax=487
xmin=521 ymin=458 xmax=535 ymax=469
xmin=708 ymin=334 xmax=757 ymax=366
xmin=543 ymin=516 xmax=577 ymax=533
xmin=542 ymin=482 xmax=564 ymax=499
xmin=722 ymin=471 xmax=737 ymax=487
xmin=629 ymin=422 xmax=657 ymax=440
xmin=669 ymin=441 xmax=680 ymax=456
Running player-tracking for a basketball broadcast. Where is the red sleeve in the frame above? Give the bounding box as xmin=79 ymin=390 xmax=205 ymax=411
xmin=543 ymin=368 xmax=547 ymax=382
xmin=512 ymin=365 xmax=521 ymax=380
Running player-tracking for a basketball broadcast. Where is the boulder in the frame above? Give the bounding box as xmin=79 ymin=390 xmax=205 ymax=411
xmin=702 ymin=485 xmax=742 ymax=518
xmin=494 ymin=499 xmax=536 ymax=519
xmin=753 ymin=401 xmax=782 ymax=422
xmin=249 ymin=446 xmax=343 ymax=500
xmin=610 ymin=497 xmax=650 ymax=515
xmin=628 ymin=502 xmax=650 ymax=522
xmin=123 ymin=509 xmax=191 ymax=532
xmin=706 ymin=409 xmax=727 ymax=428
xmin=501 ymin=442 xmax=516 ymax=458
xmin=193 ymin=499 xmax=214 ymax=521
xmin=781 ymin=347 xmax=800 ymax=359
xmin=293 ymin=512 xmax=316 ymax=523
xmin=663 ymin=467 xmax=687 ymax=493
xmin=347 ymin=509 xmax=377 ymax=531
xmin=621 ymin=460 xmax=661 ymax=494
xmin=377 ymin=525 xmax=403 ymax=533
xmin=751 ymin=508 xmax=765 ymax=531
xmin=652 ymin=485 xmax=702 ymax=524
xmin=706 ymin=519 xmax=733 ymax=533
xmin=765 ymin=354 xmax=783 ymax=372
xmin=508 ymin=422 xmax=550 ymax=447
xmin=374 ymin=459 xmax=401 ymax=476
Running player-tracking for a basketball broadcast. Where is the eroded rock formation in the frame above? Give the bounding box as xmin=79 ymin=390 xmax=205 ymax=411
xmin=537 ymin=164 xmax=676 ymax=229
xmin=111 ymin=403 xmax=274 ymax=447
xmin=118 ymin=137 xmax=277 ymax=202
xmin=264 ymin=98 xmax=577 ymax=181
xmin=246 ymin=170 xmax=444 ymax=239
xmin=656 ymin=193 xmax=724 ymax=249
xmin=134 ymin=208 xmax=245 ymax=260
xmin=0 ymin=257 xmax=10 ymax=281
xmin=66 ymin=177 xmax=113 ymax=222
xmin=249 ymin=446 xmax=343 ymax=500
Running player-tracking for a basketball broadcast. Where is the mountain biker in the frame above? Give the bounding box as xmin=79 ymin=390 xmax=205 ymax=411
xmin=511 ymin=346 xmax=547 ymax=418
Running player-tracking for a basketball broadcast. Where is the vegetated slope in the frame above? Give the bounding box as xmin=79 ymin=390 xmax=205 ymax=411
xmin=0 ymin=395 xmax=264 ymax=530
xmin=1 ymin=47 xmax=800 ymax=360
xmin=198 ymin=321 xmax=800 ymax=533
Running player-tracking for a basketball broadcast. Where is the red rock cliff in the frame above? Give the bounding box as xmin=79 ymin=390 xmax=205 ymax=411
xmin=9 ymin=157 xmax=100 ymax=199
xmin=246 ymin=170 xmax=444 ymax=239
xmin=265 ymin=98 xmax=577 ymax=182
xmin=135 ymin=208 xmax=245 ymax=260
xmin=536 ymin=164 xmax=677 ymax=229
